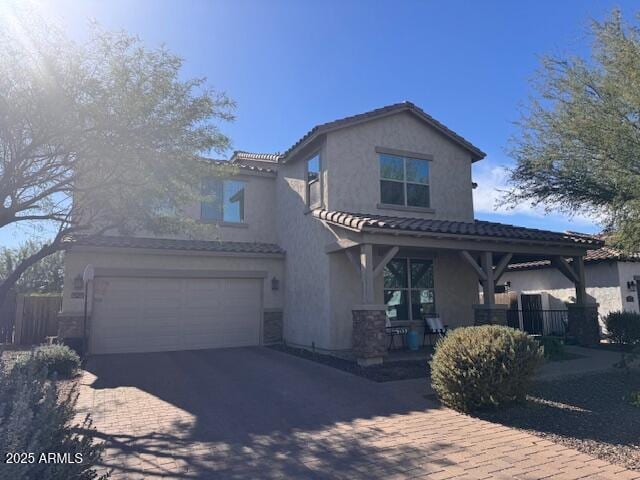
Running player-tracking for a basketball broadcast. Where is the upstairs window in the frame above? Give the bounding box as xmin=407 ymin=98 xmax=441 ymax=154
xmin=379 ymin=153 xmax=430 ymax=208
xmin=201 ymin=179 xmax=246 ymax=223
xmin=306 ymin=154 xmax=322 ymax=207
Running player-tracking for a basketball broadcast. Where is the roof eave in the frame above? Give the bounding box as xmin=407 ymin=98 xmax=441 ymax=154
xmin=359 ymin=225 xmax=598 ymax=249
xmin=282 ymin=103 xmax=486 ymax=163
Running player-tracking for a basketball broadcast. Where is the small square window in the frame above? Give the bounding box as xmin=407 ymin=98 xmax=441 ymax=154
xmin=201 ymin=179 xmax=246 ymax=222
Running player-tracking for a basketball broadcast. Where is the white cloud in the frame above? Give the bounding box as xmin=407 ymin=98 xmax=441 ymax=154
xmin=472 ymin=163 xmax=600 ymax=227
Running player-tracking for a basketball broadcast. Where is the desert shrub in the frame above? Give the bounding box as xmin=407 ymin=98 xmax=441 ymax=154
xmin=14 ymin=344 xmax=81 ymax=378
xmin=627 ymin=390 xmax=640 ymax=408
xmin=0 ymin=356 xmax=105 ymax=480
xmin=430 ymin=325 xmax=543 ymax=413
xmin=538 ymin=336 xmax=566 ymax=361
xmin=605 ymin=311 xmax=640 ymax=346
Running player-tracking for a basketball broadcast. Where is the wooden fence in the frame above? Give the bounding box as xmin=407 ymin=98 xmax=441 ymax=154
xmin=14 ymin=295 xmax=62 ymax=345
xmin=0 ymin=290 xmax=17 ymax=343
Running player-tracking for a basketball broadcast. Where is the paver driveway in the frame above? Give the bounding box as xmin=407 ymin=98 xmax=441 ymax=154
xmin=76 ymin=347 xmax=639 ymax=479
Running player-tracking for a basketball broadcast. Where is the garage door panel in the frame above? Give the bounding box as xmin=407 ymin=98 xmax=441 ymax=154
xmin=91 ymin=276 xmax=262 ymax=354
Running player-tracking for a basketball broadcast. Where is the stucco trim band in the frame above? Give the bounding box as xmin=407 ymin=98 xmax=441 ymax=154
xmin=375 ymin=146 xmax=434 ymax=161
xmin=93 ymin=268 xmax=269 ymax=279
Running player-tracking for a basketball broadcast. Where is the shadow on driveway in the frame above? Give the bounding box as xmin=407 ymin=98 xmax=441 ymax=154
xmin=80 ymin=347 xmax=445 ymax=479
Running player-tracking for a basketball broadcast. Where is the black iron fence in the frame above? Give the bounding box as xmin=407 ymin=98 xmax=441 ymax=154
xmin=506 ymin=309 xmax=568 ymax=337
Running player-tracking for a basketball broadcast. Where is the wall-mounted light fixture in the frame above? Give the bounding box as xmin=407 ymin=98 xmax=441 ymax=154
xmin=627 ymin=280 xmax=637 ymax=291
xmin=271 ymin=276 xmax=280 ymax=291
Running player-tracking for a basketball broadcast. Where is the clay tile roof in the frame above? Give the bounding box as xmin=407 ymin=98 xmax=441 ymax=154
xmin=508 ymin=245 xmax=640 ymax=270
xmin=231 ymin=151 xmax=282 ymax=163
xmin=64 ymin=235 xmax=284 ymax=255
xmin=204 ymin=158 xmax=277 ymax=175
xmin=282 ymin=101 xmax=486 ymax=162
xmin=312 ymin=209 xmax=604 ymax=247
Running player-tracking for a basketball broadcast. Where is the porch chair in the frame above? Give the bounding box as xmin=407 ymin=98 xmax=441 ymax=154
xmin=423 ymin=315 xmax=448 ymax=346
xmin=385 ymin=315 xmax=409 ymax=350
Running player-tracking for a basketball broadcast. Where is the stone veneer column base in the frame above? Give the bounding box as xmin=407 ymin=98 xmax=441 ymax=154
xmin=473 ymin=304 xmax=509 ymax=326
xmin=566 ymin=303 xmax=600 ymax=346
xmin=263 ymin=310 xmax=283 ymax=344
xmin=57 ymin=313 xmax=85 ymax=355
xmin=352 ymin=305 xmax=388 ymax=367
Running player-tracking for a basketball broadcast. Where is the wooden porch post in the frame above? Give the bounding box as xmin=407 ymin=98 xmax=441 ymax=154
xmin=480 ymin=251 xmax=495 ymax=306
xmin=360 ymin=243 xmax=375 ymax=304
xmin=572 ymin=256 xmax=587 ymax=305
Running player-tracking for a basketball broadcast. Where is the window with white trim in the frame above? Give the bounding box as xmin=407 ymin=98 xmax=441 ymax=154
xmin=384 ymin=258 xmax=435 ymax=322
xmin=379 ymin=153 xmax=430 ymax=208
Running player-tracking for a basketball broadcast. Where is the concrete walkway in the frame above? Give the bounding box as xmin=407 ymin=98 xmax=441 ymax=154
xmin=76 ymin=347 xmax=639 ymax=479
xmin=537 ymin=345 xmax=622 ymax=380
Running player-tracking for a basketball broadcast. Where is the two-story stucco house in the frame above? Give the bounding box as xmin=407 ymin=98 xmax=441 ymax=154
xmin=59 ymin=102 xmax=604 ymax=363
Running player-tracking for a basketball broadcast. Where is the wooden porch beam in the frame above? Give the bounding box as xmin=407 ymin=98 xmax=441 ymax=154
xmin=459 ymin=250 xmax=487 ymax=282
xmin=551 ymin=256 xmax=579 ymax=284
xmin=344 ymin=248 xmax=361 ymax=276
xmin=493 ymin=253 xmax=514 ymax=283
xmin=373 ymin=246 xmax=400 ymax=278
xmin=325 ymin=238 xmax=361 ymax=254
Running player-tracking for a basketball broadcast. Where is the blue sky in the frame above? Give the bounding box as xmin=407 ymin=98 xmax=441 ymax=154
xmin=2 ymin=0 xmax=638 ymax=248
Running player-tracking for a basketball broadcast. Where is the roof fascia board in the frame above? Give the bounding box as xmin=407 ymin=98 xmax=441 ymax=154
xmin=283 ymin=106 xmax=484 ymax=163
xmin=358 ymin=230 xmax=590 ymax=256
xmin=68 ymin=245 xmax=285 ymax=259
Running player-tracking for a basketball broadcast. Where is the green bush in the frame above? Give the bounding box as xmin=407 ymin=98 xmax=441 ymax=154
xmin=538 ymin=336 xmax=566 ymax=361
xmin=605 ymin=311 xmax=640 ymax=345
xmin=0 ymin=356 xmax=106 ymax=480
xmin=15 ymin=344 xmax=81 ymax=378
xmin=627 ymin=390 xmax=640 ymax=408
xmin=430 ymin=325 xmax=543 ymax=413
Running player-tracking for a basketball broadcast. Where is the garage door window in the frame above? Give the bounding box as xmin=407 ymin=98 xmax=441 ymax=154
xmin=201 ymin=179 xmax=246 ymax=223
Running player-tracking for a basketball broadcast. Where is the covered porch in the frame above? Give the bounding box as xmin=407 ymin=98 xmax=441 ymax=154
xmin=316 ymin=209 xmax=604 ymax=365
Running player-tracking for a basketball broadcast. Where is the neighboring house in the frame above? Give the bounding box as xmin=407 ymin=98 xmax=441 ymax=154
xmin=501 ymin=245 xmax=640 ymax=330
xmin=59 ymin=102 xmax=604 ymax=362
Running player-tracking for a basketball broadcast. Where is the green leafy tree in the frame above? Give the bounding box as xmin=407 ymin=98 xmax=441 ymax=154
xmin=506 ymin=10 xmax=640 ymax=251
xmin=0 ymin=9 xmax=235 ymax=309
xmin=0 ymin=241 xmax=64 ymax=294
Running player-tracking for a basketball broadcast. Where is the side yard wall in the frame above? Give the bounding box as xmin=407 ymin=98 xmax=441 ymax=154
xmin=617 ymin=261 xmax=640 ymax=314
xmin=501 ymin=262 xmax=623 ymax=320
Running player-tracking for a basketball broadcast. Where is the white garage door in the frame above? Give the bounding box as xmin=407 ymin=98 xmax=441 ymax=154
xmin=90 ymin=276 xmax=262 ymax=354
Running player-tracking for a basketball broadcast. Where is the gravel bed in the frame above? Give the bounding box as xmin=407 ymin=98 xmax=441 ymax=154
xmin=270 ymin=344 xmax=428 ymax=382
xmin=477 ymin=370 xmax=640 ymax=471
xmin=0 ymin=345 xmax=32 ymax=371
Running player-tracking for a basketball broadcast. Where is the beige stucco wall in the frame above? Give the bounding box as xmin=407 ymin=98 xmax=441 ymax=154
xmin=180 ymin=173 xmax=278 ymax=243
xmin=62 ymin=248 xmax=284 ymax=315
xmin=501 ymin=262 xmax=624 ymax=321
xmin=617 ymin=262 xmax=640 ymax=314
xmin=324 ymin=111 xmax=475 ymax=221
xmin=275 ymin=140 xmax=337 ymax=350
